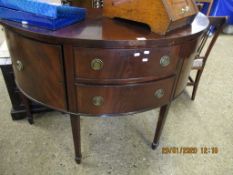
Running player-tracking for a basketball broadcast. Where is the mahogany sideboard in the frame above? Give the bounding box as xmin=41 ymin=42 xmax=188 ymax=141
xmin=0 ymin=56 xmax=51 ymax=120
xmin=0 ymin=9 xmax=209 ymax=164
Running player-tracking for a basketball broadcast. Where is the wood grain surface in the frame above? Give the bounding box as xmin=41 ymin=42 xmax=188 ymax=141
xmin=74 ymin=46 xmax=180 ymax=82
xmin=104 ymin=0 xmax=198 ymax=34
xmin=5 ymin=30 xmax=67 ymax=110
xmin=76 ymin=77 xmax=175 ymax=115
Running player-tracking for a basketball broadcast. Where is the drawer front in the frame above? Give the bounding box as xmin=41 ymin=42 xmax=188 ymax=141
xmin=74 ymin=47 xmax=180 ymax=81
xmin=166 ymin=0 xmax=197 ymax=20
xmin=5 ymin=30 xmax=66 ymax=110
xmin=76 ymin=76 xmax=175 ymax=115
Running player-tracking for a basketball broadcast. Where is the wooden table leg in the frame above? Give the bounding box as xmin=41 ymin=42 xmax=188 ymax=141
xmin=20 ymin=93 xmax=34 ymax=124
xmin=70 ymin=114 xmax=82 ymax=164
xmin=152 ymin=104 xmax=170 ymax=150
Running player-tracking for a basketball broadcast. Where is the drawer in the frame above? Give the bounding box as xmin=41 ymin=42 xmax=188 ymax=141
xmin=76 ymin=76 xmax=175 ymax=115
xmin=5 ymin=30 xmax=66 ymax=110
xmin=165 ymin=0 xmax=197 ymax=20
xmin=74 ymin=46 xmax=180 ymax=82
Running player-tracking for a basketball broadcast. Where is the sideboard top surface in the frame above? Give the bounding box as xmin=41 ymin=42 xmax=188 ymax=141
xmin=0 ymin=9 xmax=209 ymax=47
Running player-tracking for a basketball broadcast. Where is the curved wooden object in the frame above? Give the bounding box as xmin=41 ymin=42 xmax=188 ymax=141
xmin=0 ymin=10 xmax=209 ymax=163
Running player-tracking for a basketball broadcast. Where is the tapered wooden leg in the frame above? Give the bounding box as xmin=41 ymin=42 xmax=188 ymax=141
xmin=191 ymin=70 xmax=203 ymax=101
xmin=70 ymin=114 xmax=82 ymax=164
xmin=152 ymin=104 xmax=170 ymax=150
xmin=20 ymin=93 xmax=33 ymax=124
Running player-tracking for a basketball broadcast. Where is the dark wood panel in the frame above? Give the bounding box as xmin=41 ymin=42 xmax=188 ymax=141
xmin=69 ymin=0 xmax=93 ymax=8
xmin=5 ymin=30 xmax=67 ymax=110
xmin=63 ymin=44 xmax=77 ymax=113
xmin=76 ymin=77 xmax=175 ymax=115
xmin=74 ymin=46 xmax=180 ymax=82
xmin=0 ymin=12 xmax=209 ymax=48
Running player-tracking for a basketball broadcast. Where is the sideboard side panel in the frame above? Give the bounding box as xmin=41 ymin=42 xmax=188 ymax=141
xmin=63 ymin=44 xmax=78 ymax=112
xmin=5 ymin=29 xmax=67 ymax=110
xmin=174 ymin=38 xmax=200 ymax=97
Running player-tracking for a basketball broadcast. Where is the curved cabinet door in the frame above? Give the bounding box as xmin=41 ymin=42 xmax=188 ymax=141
xmin=5 ymin=30 xmax=67 ymax=110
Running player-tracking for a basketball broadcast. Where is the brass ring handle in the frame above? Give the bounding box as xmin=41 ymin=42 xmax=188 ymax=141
xmin=92 ymin=96 xmax=104 ymax=106
xmin=91 ymin=58 xmax=104 ymax=71
xmin=154 ymin=89 xmax=165 ymax=99
xmin=16 ymin=60 xmax=24 ymax=71
xmin=160 ymin=55 xmax=170 ymax=67
xmin=181 ymin=6 xmax=190 ymax=14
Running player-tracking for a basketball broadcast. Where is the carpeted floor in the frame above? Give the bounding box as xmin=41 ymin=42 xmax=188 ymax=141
xmin=0 ymin=30 xmax=233 ymax=174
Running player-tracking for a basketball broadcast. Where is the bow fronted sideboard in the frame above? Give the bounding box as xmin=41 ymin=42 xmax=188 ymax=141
xmin=0 ymin=9 xmax=209 ymax=164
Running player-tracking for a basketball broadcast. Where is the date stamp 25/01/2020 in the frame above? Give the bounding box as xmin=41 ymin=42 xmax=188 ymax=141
xmin=162 ymin=147 xmax=219 ymax=154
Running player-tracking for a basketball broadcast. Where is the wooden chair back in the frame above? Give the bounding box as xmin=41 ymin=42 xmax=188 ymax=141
xmin=196 ymin=16 xmax=227 ymax=69
xmin=188 ymin=16 xmax=227 ymax=100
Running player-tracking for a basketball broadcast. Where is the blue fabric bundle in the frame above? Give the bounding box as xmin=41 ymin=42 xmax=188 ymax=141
xmin=200 ymin=0 xmax=233 ymax=24
xmin=211 ymin=0 xmax=233 ymax=24
xmin=0 ymin=0 xmax=87 ymax=30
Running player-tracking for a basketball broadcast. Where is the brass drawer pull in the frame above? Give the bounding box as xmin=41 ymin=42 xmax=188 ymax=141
xmin=92 ymin=96 xmax=104 ymax=106
xmin=16 ymin=60 xmax=24 ymax=71
xmin=154 ymin=89 xmax=165 ymax=99
xmin=91 ymin=58 xmax=104 ymax=71
xmin=160 ymin=55 xmax=170 ymax=67
xmin=181 ymin=6 xmax=190 ymax=14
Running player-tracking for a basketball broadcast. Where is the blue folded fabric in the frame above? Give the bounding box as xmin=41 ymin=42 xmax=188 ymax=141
xmin=0 ymin=0 xmax=87 ymax=30
xmin=0 ymin=0 xmax=86 ymax=19
xmin=0 ymin=6 xmax=86 ymax=30
xmin=211 ymin=0 xmax=233 ymax=24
